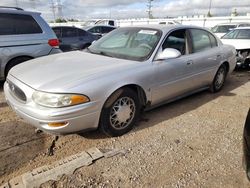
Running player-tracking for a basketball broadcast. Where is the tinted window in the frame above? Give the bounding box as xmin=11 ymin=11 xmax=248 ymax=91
xmin=77 ymin=29 xmax=87 ymax=36
xmin=162 ymin=29 xmax=186 ymax=55
xmin=62 ymin=27 xmax=77 ymax=37
xmin=108 ymin=20 xmax=115 ymax=26
xmin=103 ymin=27 xmax=115 ymax=33
xmin=53 ymin=28 xmax=61 ymax=38
xmin=0 ymin=13 xmax=42 ymax=35
xmin=89 ymin=26 xmax=101 ymax=33
xmin=190 ymin=29 xmax=212 ymax=53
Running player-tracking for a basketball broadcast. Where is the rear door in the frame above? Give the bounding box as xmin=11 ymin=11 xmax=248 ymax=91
xmin=187 ymin=29 xmax=222 ymax=88
xmin=60 ymin=27 xmax=79 ymax=51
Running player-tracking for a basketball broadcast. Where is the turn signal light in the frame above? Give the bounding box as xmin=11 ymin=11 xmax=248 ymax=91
xmin=48 ymin=122 xmax=68 ymax=127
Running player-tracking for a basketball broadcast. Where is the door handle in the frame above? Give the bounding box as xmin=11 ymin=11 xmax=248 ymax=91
xmin=186 ymin=60 xmax=193 ymax=65
xmin=217 ymin=54 xmax=221 ymax=59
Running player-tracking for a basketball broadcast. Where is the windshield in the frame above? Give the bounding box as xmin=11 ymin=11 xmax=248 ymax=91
xmin=211 ymin=25 xmax=237 ymax=33
xmin=88 ymin=27 xmax=162 ymax=61
xmin=222 ymin=29 xmax=250 ymax=39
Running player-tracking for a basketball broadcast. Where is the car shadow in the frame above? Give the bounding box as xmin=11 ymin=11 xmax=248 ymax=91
xmin=80 ymin=71 xmax=250 ymax=139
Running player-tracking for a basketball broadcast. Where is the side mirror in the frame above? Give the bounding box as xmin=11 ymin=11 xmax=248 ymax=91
xmin=156 ymin=48 xmax=181 ymax=60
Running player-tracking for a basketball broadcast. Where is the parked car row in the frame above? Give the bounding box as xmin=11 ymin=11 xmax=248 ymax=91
xmin=211 ymin=22 xmax=250 ymax=38
xmin=211 ymin=22 xmax=250 ymax=69
xmin=221 ymin=27 xmax=250 ymax=69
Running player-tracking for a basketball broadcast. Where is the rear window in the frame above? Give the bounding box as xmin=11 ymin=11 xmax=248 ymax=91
xmin=0 ymin=13 xmax=42 ymax=35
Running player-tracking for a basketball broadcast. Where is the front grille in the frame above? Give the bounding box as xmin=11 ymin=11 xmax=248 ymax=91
xmin=8 ymin=81 xmax=27 ymax=102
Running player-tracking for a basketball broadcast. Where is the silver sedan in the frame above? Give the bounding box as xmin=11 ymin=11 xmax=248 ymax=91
xmin=4 ymin=25 xmax=236 ymax=136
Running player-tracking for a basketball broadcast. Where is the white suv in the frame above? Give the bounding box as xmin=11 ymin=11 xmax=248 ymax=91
xmin=211 ymin=22 xmax=250 ymax=38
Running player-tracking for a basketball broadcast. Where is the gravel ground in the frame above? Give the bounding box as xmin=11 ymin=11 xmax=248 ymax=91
xmin=0 ymin=71 xmax=250 ymax=188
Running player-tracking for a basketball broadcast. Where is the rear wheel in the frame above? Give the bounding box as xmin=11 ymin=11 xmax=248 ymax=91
xmin=100 ymin=88 xmax=141 ymax=137
xmin=210 ymin=64 xmax=227 ymax=93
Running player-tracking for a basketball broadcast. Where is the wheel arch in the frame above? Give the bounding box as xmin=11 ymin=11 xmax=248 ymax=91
xmin=221 ymin=61 xmax=230 ymax=73
xmin=103 ymin=84 xmax=149 ymax=109
xmin=4 ymin=55 xmax=34 ymax=77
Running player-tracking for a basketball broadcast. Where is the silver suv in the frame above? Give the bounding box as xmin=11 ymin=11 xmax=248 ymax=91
xmin=0 ymin=6 xmax=61 ymax=80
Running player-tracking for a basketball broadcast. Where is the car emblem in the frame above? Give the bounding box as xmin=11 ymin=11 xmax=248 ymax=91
xmin=10 ymin=84 xmax=15 ymax=92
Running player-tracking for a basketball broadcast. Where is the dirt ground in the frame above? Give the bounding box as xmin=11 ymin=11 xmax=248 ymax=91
xmin=0 ymin=70 xmax=250 ymax=188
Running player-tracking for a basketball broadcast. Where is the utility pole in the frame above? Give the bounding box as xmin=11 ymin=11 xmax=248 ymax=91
xmin=207 ymin=0 xmax=212 ymax=17
xmin=146 ymin=0 xmax=154 ymax=19
xmin=15 ymin=0 xmax=19 ymax=7
xmin=30 ymin=0 xmax=36 ymax=9
xmin=50 ymin=0 xmax=56 ymax=21
xmin=56 ymin=0 xmax=63 ymax=19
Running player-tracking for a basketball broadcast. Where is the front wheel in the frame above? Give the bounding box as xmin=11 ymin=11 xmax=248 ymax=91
xmin=99 ymin=88 xmax=141 ymax=137
xmin=210 ymin=64 xmax=227 ymax=93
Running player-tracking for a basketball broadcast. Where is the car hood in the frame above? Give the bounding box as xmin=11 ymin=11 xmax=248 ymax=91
xmin=221 ymin=39 xmax=250 ymax=50
xmin=10 ymin=51 xmax=138 ymax=92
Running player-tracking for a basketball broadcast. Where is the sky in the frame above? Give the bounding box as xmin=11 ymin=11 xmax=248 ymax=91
xmin=1 ymin=0 xmax=250 ymax=21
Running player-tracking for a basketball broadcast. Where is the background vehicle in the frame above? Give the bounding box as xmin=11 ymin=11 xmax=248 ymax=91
xmin=0 ymin=6 xmax=61 ymax=80
xmin=84 ymin=25 xmax=116 ymax=37
xmin=221 ymin=27 xmax=250 ymax=68
xmin=211 ymin=22 xmax=250 ymax=38
xmin=4 ymin=25 xmax=236 ymax=137
xmin=243 ymin=108 xmax=250 ymax=180
xmin=52 ymin=26 xmax=99 ymax=52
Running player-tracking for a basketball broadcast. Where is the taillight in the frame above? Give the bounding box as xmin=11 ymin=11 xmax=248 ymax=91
xmin=48 ymin=39 xmax=59 ymax=47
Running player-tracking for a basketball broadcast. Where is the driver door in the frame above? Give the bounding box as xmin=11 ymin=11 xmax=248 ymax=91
xmin=152 ymin=29 xmax=195 ymax=105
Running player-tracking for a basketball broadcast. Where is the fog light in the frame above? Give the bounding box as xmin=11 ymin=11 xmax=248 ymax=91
xmin=48 ymin=122 xmax=68 ymax=127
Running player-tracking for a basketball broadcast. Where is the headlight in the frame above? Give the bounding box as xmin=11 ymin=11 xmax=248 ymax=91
xmin=32 ymin=91 xmax=90 ymax=108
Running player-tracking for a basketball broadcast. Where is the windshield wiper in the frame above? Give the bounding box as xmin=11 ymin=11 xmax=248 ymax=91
xmin=98 ymin=51 xmax=114 ymax=58
xmin=85 ymin=48 xmax=114 ymax=58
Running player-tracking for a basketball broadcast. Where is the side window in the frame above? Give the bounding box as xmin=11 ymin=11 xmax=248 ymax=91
xmin=103 ymin=27 xmax=115 ymax=33
xmin=209 ymin=33 xmax=218 ymax=47
xmin=236 ymin=30 xmax=250 ymax=39
xmin=53 ymin=28 xmax=61 ymax=38
xmin=77 ymin=29 xmax=87 ymax=36
xmin=0 ymin=13 xmax=42 ymax=35
xmin=190 ymin=29 xmax=212 ymax=53
xmin=89 ymin=26 xmax=101 ymax=33
xmin=221 ymin=30 xmax=239 ymax=39
xmin=108 ymin=20 xmax=115 ymax=26
xmin=62 ymin=27 xmax=77 ymax=38
xmin=162 ymin=29 xmax=187 ymax=55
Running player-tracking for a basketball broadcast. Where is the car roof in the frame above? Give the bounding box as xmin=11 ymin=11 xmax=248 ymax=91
xmin=125 ymin=24 xmax=206 ymax=32
xmin=87 ymin=25 xmax=116 ymax=28
xmin=0 ymin=7 xmax=40 ymax=15
xmin=52 ymin=26 xmax=84 ymax=30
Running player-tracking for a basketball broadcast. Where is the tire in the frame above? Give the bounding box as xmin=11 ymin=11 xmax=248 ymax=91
xmin=210 ymin=64 xmax=227 ymax=93
xmin=5 ymin=57 xmax=31 ymax=78
xmin=99 ymin=88 xmax=141 ymax=137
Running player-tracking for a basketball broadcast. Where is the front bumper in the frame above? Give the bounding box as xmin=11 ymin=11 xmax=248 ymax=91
xmin=4 ymin=76 xmax=101 ymax=134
